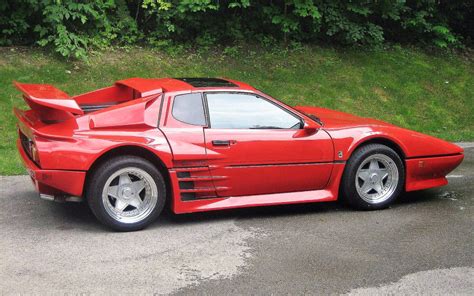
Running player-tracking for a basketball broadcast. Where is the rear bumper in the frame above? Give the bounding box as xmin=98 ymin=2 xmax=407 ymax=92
xmin=405 ymin=153 xmax=464 ymax=192
xmin=17 ymin=139 xmax=86 ymax=197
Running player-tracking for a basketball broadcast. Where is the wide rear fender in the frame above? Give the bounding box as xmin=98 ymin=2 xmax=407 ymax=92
xmin=35 ymin=131 xmax=173 ymax=171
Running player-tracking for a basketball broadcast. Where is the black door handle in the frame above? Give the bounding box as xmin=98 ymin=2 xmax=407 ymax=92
xmin=212 ymin=140 xmax=231 ymax=146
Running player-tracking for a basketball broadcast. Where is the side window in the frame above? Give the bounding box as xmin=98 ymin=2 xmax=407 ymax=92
xmin=172 ymin=93 xmax=206 ymax=126
xmin=206 ymin=93 xmax=301 ymax=129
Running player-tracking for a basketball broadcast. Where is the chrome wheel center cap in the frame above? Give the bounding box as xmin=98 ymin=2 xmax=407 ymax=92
xmin=121 ymin=187 xmax=133 ymax=199
xmin=370 ymin=173 xmax=379 ymax=184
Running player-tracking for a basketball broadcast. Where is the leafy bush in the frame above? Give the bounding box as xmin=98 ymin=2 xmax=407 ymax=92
xmin=0 ymin=0 xmax=472 ymax=59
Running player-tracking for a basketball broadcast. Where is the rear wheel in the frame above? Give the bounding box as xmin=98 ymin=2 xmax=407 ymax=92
xmin=86 ymin=156 xmax=166 ymax=231
xmin=341 ymin=144 xmax=404 ymax=210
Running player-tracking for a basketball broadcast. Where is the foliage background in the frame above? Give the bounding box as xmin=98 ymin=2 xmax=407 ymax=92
xmin=1 ymin=1 xmax=473 ymax=59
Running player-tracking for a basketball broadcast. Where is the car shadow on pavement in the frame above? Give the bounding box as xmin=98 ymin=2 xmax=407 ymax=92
xmin=160 ymin=200 xmax=344 ymax=225
xmin=47 ymin=201 xmax=104 ymax=231
xmin=398 ymin=188 xmax=448 ymax=205
xmin=49 ymin=189 xmax=442 ymax=232
xmin=49 ymin=198 xmax=347 ymax=232
xmin=158 ymin=190 xmax=445 ymax=227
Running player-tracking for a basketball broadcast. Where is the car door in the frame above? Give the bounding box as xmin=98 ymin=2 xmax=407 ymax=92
xmin=159 ymin=92 xmax=218 ymax=199
xmin=203 ymin=92 xmax=334 ymax=197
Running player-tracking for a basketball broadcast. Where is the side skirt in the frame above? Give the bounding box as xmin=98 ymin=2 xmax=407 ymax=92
xmin=170 ymin=163 xmax=345 ymax=214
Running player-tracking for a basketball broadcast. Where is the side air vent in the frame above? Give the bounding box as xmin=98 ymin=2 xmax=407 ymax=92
xmin=177 ymin=171 xmax=191 ymax=178
xmin=80 ymin=103 xmax=120 ymax=113
xmin=173 ymin=167 xmax=229 ymax=201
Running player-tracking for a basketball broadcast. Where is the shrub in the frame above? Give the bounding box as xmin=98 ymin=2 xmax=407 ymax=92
xmin=0 ymin=0 xmax=472 ymax=59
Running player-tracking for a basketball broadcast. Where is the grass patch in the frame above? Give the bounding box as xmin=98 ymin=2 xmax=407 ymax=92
xmin=0 ymin=46 xmax=473 ymax=175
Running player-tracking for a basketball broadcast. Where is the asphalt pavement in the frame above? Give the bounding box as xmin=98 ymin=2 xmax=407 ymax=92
xmin=0 ymin=144 xmax=473 ymax=295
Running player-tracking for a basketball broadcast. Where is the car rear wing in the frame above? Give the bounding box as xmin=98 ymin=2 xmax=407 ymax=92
xmin=13 ymin=79 xmax=164 ymax=123
xmin=14 ymin=81 xmax=84 ymax=123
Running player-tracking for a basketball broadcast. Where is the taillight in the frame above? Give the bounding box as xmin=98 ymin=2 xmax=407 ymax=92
xmin=30 ymin=139 xmax=40 ymax=166
xmin=19 ymin=131 xmax=41 ymax=166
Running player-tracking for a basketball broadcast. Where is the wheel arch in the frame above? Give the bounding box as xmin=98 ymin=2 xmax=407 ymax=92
xmin=346 ymin=135 xmax=407 ymax=162
xmin=84 ymin=145 xmax=172 ymax=203
xmin=351 ymin=137 xmax=406 ymax=160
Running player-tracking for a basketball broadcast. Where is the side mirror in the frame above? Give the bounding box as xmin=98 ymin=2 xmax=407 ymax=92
xmin=293 ymin=120 xmax=319 ymax=138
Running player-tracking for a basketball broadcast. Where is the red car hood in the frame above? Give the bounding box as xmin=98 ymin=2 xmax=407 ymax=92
xmin=294 ymin=106 xmax=391 ymax=129
xmin=294 ymin=105 xmax=464 ymax=158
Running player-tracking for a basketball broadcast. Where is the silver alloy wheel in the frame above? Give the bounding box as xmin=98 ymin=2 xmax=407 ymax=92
xmin=355 ymin=154 xmax=399 ymax=204
xmin=102 ymin=167 xmax=158 ymax=224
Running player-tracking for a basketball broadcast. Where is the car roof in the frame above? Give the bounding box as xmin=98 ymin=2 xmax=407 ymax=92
xmin=115 ymin=77 xmax=256 ymax=94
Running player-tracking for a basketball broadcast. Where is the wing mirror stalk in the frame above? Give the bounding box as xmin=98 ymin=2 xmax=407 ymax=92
xmin=293 ymin=120 xmax=320 ymax=138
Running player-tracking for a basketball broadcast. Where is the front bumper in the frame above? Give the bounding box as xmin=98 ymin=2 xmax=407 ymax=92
xmin=405 ymin=153 xmax=464 ymax=192
xmin=17 ymin=139 xmax=86 ymax=198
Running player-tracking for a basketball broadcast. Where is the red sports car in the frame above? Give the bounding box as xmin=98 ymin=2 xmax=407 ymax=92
xmin=14 ymin=78 xmax=464 ymax=231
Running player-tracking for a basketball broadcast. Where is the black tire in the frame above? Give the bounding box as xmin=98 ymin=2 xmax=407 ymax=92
xmin=340 ymin=144 xmax=404 ymax=210
xmin=86 ymin=156 xmax=166 ymax=231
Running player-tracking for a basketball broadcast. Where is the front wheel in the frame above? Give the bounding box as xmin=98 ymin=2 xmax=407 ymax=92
xmin=86 ymin=156 xmax=166 ymax=231
xmin=341 ymin=144 xmax=404 ymax=210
